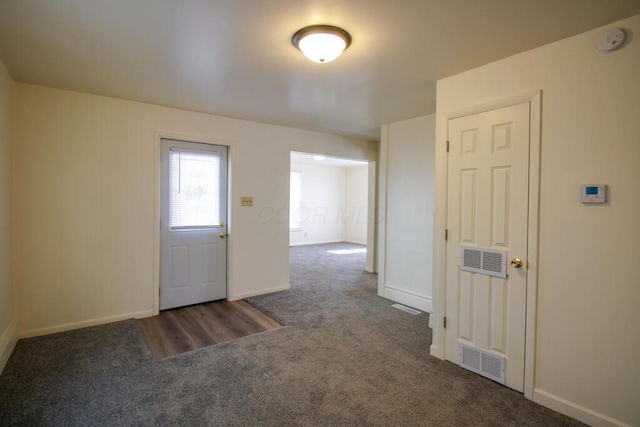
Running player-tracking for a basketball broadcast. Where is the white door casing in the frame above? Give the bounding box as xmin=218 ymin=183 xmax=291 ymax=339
xmin=160 ymin=139 xmax=228 ymax=310
xmin=445 ymin=102 xmax=530 ymax=392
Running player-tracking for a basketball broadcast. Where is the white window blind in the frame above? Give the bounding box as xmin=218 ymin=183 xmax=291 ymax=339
xmin=170 ymin=149 xmax=220 ymax=228
xmin=290 ymin=170 xmax=302 ymax=230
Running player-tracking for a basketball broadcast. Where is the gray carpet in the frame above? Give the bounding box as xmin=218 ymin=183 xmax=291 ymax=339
xmin=0 ymin=242 xmax=583 ymax=426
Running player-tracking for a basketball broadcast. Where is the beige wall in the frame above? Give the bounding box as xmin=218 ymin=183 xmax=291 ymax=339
xmin=434 ymin=14 xmax=640 ymax=427
xmin=0 ymin=57 xmax=16 ymax=372
xmin=14 ymin=83 xmax=377 ymax=337
xmin=344 ymin=165 xmax=368 ymax=245
xmin=379 ymin=115 xmax=436 ymax=312
xmin=289 ymin=162 xmax=368 ymax=246
xmin=289 ymin=161 xmax=347 ymax=246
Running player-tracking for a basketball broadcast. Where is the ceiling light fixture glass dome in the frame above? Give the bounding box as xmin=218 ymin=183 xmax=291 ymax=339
xmin=292 ymin=25 xmax=352 ymax=63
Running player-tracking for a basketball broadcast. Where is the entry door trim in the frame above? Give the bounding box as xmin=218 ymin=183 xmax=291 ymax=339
xmin=152 ymin=131 xmax=233 ymax=316
xmin=431 ymin=91 xmax=541 ymax=400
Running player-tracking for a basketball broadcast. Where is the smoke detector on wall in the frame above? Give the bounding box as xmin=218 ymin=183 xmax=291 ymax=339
xmin=596 ymin=28 xmax=626 ymax=52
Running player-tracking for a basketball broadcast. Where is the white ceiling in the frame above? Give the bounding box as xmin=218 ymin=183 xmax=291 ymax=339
xmin=0 ymin=1 xmax=638 ymax=141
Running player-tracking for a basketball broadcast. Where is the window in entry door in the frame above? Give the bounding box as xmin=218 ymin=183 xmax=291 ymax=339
xmin=169 ymin=149 xmax=221 ymax=229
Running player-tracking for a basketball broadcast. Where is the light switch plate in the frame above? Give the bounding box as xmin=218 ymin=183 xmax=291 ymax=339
xmin=240 ymin=196 xmax=253 ymax=207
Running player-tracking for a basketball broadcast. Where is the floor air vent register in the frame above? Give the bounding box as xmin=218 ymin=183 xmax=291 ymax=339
xmin=459 ymin=343 xmax=505 ymax=385
xmin=390 ymin=303 xmax=421 ymax=315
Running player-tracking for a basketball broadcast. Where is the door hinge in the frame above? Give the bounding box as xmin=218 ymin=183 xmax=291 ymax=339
xmin=443 ymin=317 xmax=447 ymax=328
xmin=446 ymin=140 xmax=450 ymax=153
xmin=445 ymin=229 xmax=448 ymax=241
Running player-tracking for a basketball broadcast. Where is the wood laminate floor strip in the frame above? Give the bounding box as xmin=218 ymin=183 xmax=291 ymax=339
xmin=190 ymin=303 xmax=239 ymax=344
xmin=137 ymin=300 xmax=283 ymax=360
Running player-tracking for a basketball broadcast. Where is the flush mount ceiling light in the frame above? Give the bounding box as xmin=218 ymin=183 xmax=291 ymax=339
xmin=292 ymin=25 xmax=351 ymax=63
xmin=312 ymin=155 xmax=326 ymax=161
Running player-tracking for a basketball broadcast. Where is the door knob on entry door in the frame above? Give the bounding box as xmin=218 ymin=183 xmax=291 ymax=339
xmin=219 ymin=232 xmax=227 ymax=239
xmin=510 ymin=258 xmax=523 ymax=268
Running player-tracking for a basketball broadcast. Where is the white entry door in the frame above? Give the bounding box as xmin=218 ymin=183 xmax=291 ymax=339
xmin=160 ymin=139 xmax=228 ymax=310
xmin=445 ymin=103 xmax=530 ymax=392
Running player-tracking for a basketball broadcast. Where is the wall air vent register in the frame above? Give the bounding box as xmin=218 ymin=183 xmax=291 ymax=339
xmin=460 ymin=246 xmax=507 ymax=279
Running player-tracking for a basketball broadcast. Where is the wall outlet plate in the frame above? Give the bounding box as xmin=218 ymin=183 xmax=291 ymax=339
xmin=240 ymin=196 xmax=253 ymax=207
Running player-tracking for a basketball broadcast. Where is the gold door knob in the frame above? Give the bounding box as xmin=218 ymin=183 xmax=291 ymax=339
xmin=220 ymin=232 xmax=227 ymax=239
xmin=510 ymin=258 xmax=523 ymax=268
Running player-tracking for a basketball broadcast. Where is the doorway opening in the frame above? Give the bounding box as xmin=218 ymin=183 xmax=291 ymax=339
xmin=289 ymin=151 xmax=375 ymax=273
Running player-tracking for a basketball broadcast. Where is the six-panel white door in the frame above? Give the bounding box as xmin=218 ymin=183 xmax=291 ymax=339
xmin=445 ymin=103 xmax=530 ymax=392
xmin=160 ymin=139 xmax=228 ymax=310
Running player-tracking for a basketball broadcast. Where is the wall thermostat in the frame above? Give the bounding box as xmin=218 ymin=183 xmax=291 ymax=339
xmin=597 ymin=28 xmax=626 ymax=52
xmin=580 ymin=184 xmax=607 ymax=204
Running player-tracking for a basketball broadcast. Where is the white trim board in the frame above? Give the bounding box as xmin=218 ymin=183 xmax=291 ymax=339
xmin=376 ymin=124 xmax=390 ymax=297
xmin=382 ymin=283 xmax=433 ymax=313
xmin=343 ymin=239 xmax=366 ymax=246
xmin=0 ymin=318 xmax=18 ymax=374
xmin=534 ymin=389 xmax=633 ymax=427
xmin=228 ymin=284 xmax=290 ymax=301
xmin=289 ymin=240 xmax=348 ymax=247
xmin=366 ymin=160 xmax=377 ymax=274
xmin=430 ymin=91 xmax=541 ymax=401
xmin=289 ymin=240 xmax=368 ymax=247
xmin=17 ymin=309 xmax=154 ymax=339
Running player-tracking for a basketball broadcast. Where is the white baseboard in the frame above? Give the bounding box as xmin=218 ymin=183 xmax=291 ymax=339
xmin=289 ymin=240 xmax=344 ymax=247
xmin=534 ymin=388 xmax=632 ymax=427
xmin=228 ymin=284 xmax=290 ymax=301
xmin=0 ymin=318 xmax=18 ymax=374
xmin=382 ymin=283 xmax=433 ymax=313
xmin=17 ymin=309 xmax=155 ymax=339
xmin=343 ymin=239 xmax=367 ymax=245
xmin=289 ymin=240 xmax=367 ymax=247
